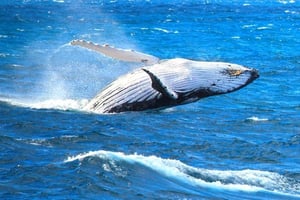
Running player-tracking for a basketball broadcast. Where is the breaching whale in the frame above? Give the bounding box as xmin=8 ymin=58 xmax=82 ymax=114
xmin=70 ymin=40 xmax=259 ymax=113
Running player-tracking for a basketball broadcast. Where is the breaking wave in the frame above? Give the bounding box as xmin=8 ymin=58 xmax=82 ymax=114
xmin=65 ymin=150 xmax=300 ymax=198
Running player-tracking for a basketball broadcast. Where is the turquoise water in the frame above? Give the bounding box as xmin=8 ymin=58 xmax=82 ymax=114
xmin=0 ymin=0 xmax=299 ymax=199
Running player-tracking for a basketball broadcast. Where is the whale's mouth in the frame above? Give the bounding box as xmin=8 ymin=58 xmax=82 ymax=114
xmin=246 ymin=68 xmax=259 ymax=85
xmin=252 ymin=68 xmax=259 ymax=79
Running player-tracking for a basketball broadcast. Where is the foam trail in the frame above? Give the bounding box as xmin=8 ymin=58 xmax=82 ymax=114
xmin=0 ymin=97 xmax=89 ymax=111
xmin=65 ymin=150 xmax=300 ymax=197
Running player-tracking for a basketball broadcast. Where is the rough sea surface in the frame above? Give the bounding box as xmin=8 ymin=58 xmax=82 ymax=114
xmin=0 ymin=0 xmax=299 ymax=199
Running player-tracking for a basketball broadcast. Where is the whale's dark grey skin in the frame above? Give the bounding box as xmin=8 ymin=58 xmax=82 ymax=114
xmin=70 ymin=40 xmax=259 ymax=113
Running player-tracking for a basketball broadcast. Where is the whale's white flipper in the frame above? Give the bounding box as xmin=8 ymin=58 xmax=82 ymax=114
xmin=142 ymin=68 xmax=178 ymax=100
xmin=70 ymin=39 xmax=160 ymax=65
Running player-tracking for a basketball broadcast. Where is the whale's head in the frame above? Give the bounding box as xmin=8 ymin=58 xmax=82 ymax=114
xmin=147 ymin=59 xmax=259 ymax=103
xmin=199 ymin=62 xmax=258 ymax=94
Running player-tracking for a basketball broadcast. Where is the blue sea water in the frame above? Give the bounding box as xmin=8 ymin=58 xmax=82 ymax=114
xmin=0 ymin=0 xmax=300 ymax=199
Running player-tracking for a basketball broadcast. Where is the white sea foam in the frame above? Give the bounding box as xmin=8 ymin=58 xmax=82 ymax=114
xmin=0 ymin=98 xmax=89 ymax=111
xmin=0 ymin=53 xmax=9 ymax=57
xmin=26 ymin=99 xmax=89 ymax=110
xmin=53 ymin=0 xmax=64 ymax=3
xmin=242 ymin=24 xmax=256 ymax=29
xmin=247 ymin=116 xmax=269 ymax=122
xmin=65 ymin=150 xmax=300 ymax=197
xmin=153 ymin=27 xmax=171 ymax=33
xmin=0 ymin=34 xmax=8 ymax=38
xmin=231 ymin=36 xmax=240 ymax=39
xmin=243 ymin=3 xmax=251 ymax=6
xmin=257 ymin=26 xmax=272 ymax=30
xmin=278 ymin=0 xmax=295 ymax=4
xmin=153 ymin=27 xmax=178 ymax=34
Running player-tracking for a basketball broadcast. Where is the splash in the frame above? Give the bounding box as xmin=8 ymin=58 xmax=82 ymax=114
xmin=6 ymin=1 xmax=143 ymax=107
xmin=1 ymin=97 xmax=89 ymax=112
xmin=65 ymin=150 xmax=300 ymax=197
xmin=25 ymin=98 xmax=89 ymax=110
xmin=30 ymin=37 xmax=141 ymax=99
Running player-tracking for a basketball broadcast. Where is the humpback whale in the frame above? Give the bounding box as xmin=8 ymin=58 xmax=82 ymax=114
xmin=70 ymin=40 xmax=259 ymax=113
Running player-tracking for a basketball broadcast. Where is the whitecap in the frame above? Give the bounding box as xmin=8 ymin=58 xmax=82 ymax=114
xmin=153 ymin=28 xmax=171 ymax=33
xmin=246 ymin=116 xmax=269 ymax=122
xmin=53 ymin=0 xmax=64 ymax=3
xmin=231 ymin=36 xmax=240 ymax=39
xmin=94 ymin=28 xmax=104 ymax=31
xmin=242 ymin=24 xmax=256 ymax=29
xmin=257 ymin=26 xmax=272 ymax=30
xmin=285 ymin=10 xmax=298 ymax=15
xmin=164 ymin=19 xmax=173 ymax=22
xmin=64 ymin=150 xmax=300 ymax=197
xmin=152 ymin=28 xmax=178 ymax=34
xmin=0 ymin=53 xmax=9 ymax=57
xmin=278 ymin=0 xmax=295 ymax=4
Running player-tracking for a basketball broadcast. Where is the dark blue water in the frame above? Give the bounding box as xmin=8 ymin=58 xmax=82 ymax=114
xmin=0 ymin=0 xmax=299 ymax=199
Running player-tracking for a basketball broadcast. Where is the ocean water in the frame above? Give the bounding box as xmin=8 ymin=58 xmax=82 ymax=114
xmin=0 ymin=0 xmax=299 ymax=199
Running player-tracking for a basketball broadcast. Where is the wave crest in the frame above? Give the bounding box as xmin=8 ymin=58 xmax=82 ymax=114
xmin=65 ymin=150 xmax=300 ymax=197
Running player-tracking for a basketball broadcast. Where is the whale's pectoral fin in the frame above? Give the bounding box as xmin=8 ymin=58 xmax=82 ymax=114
xmin=142 ymin=68 xmax=178 ymax=100
xmin=70 ymin=39 xmax=160 ymax=65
